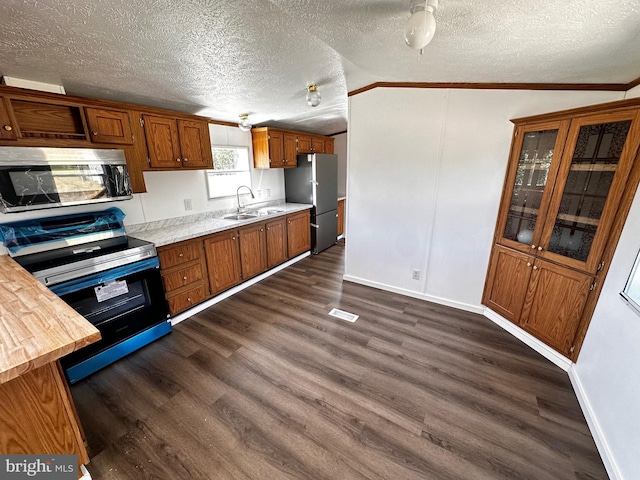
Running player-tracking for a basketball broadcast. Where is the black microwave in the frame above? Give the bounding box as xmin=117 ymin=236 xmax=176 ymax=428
xmin=0 ymin=147 xmax=133 ymax=213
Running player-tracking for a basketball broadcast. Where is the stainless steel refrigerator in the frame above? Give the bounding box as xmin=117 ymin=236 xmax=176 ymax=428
xmin=284 ymin=153 xmax=338 ymax=254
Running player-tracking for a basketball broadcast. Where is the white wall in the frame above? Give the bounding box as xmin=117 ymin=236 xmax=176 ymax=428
xmin=333 ymin=132 xmax=347 ymax=197
xmin=0 ymin=124 xmax=284 ymax=254
xmin=346 ymin=87 xmax=623 ymax=310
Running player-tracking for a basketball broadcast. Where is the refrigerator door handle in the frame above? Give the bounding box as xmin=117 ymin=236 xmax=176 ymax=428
xmin=310 ymin=223 xmax=320 ymax=229
xmin=309 ymin=180 xmax=319 ymax=185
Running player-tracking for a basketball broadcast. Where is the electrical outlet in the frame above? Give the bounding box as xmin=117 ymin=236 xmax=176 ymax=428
xmin=256 ymin=189 xmax=262 ymax=198
xmin=184 ymin=198 xmax=192 ymax=211
xmin=267 ymin=188 xmax=271 ymax=198
xmin=412 ymin=269 xmax=420 ymax=280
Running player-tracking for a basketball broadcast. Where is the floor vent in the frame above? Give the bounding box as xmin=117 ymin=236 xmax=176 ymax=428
xmin=329 ymin=308 xmax=359 ymax=323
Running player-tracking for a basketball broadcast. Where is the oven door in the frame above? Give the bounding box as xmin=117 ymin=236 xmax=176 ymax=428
xmin=51 ymin=257 xmax=169 ymax=370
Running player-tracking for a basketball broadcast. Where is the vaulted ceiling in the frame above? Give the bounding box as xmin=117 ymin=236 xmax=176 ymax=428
xmin=1 ymin=0 xmax=639 ymax=136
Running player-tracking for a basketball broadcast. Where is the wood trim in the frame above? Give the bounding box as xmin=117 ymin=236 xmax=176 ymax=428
xmin=329 ymin=130 xmax=347 ymax=137
xmin=348 ymin=81 xmax=631 ymax=97
xmin=511 ymin=97 xmax=640 ymax=124
xmin=209 ymin=119 xmax=239 ymax=128
xmin=626 ymin=75 xmax=640 ymax=91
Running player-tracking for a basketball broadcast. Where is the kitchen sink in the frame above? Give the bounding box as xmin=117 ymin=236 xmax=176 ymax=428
xmin=223 ymin=213 xmax=258 ymax=220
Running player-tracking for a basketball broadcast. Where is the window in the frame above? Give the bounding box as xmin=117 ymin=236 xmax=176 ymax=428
xmin=206 ymin=146 xmax=252 ymax=199
xmin=622 ymin=248 xmax=640 ymax=315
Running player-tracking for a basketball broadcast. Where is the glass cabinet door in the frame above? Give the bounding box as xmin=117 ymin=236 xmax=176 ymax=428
xmin=540 ymin=111 xmax=640 ymax=273
xmin=497 ymin=121 xmax=569 ymax=253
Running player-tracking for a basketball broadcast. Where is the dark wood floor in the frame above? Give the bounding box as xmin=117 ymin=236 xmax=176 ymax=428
xmin=71 ymin=240 xmax=608 ymax=479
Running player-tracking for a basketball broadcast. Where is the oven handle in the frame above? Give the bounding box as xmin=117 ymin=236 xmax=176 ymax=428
xmin=49 ymin=257 xmax=160 ymax=297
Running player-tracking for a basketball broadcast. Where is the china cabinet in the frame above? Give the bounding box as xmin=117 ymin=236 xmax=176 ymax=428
xmin=483 ymin=100 xmax=640 ymax=360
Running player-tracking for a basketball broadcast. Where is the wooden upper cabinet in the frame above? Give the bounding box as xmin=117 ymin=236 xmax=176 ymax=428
xmin=287 ymin=210 xmax=311 ymax=258
xmin=325 ymin=138 xmax=335 ymax=154
xmin=268 ymin=131 xmax=284 ymax=168
xmin=144 ymin=115 xmax=212 ymax=170
xmin=0 ymin=96 xmax=18 ymax=140
xmin=238 ymin=222 xmax=267 ymax=280
xmin=266 ymin=217 xmax=287 ymax=268
xmin=177 ymin=119 xmax=213 ymax=168
xmin=252 ymin=127 xmax=307 ymax=169
xmin=297 ymin=135 xmax=312 ymax=153
xmin=143 ymin=114 xmax=182 ymax=168
xmin=85 ymin=107 xmax=133 ymax=144
xmin=311 ymin=137 xmax=325 ymax=153
xmin=537 ymin=110 xmax=640 ymax=273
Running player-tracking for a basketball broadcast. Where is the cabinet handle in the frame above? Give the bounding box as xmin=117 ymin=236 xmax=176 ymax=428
xmin=187 ymin=297 xmax=192 ymax=303
xmin=537 ymin=246 xmax=543 ymax=251
xmin=176 ymin=158 xmax=181 ymax=162
xmin=530 ymin=244 xmax=536 ymax=249
xmin=232 ymin=236 xmax=236 ymax=240
xmin=91 ymin=131 xmax=98 ymax=136
xmin=183 ymin=157 xmax=188 ymax=162
xmin=527 ymin=262 xmax=531 ymax=267
xmin=533 ymin=265 xmax=538 ymax=270
xmin=183 ymin=276 xmax=188 ymax=281
xmin=3 ymin=125 xmax=13 ymax=131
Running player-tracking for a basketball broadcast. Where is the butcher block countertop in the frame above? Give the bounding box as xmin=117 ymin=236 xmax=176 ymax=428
xmin=0 ymin=255 xmax=101 ymax=385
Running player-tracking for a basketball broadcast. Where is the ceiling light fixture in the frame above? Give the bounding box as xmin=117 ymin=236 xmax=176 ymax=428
xmin=404 ymin=0 xmax=438 ymax=54
xmin=238 ymin=114 xmax=252 ymax=131
xmin=306 ymin=84 xmax=321 ymax=107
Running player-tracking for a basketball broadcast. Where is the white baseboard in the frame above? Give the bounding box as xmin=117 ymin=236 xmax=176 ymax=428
xmin=170 ymin=251 xmax=311 ymax=326
xmin=341 ymin=274 xmax=484 ymax=315
xmin=569 ymin=367 xmax=622 ymax=480
xmin=483 ymin=308 xmax=572 ymax=371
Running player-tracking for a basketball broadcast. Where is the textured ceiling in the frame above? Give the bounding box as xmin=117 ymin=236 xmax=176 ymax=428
xmin=0 ymin=0 xmax=639 ymax=135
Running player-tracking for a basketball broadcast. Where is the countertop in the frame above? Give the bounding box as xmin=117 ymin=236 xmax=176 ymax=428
xmin=0 ymin=255 xmax=101 ymax=384
xmin=127 ymin=203 xmax=313 ymax=247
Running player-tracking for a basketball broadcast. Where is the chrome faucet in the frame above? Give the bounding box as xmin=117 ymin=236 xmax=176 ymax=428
xmin=236 ymin=185 xmax=255 ymax=212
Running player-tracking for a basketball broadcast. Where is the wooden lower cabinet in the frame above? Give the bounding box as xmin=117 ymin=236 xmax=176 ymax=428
xmin=287 ymin=211 xmax=311 ymax=258
xmin=519 ymin=260 xmax=592 ymax=355
xmin=205 ymin=230 xmax=242 ymax=295
xmin=337 ymin=199 xmax=345 ymax=236
xmin=0 ymin=362 xmax=89 ymax=473
xmin=158 ymin=238 xmax=210 ymax=316
xmin=238 ymin=223 xmax=267 ymax=280
xmin=483 ymin=245 xmax=593 ymax=356
xmin=266 ymin=217 xmax=288 ymax=268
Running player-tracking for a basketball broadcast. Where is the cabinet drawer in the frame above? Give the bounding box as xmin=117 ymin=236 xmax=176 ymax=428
xmin=167 ymin=284 xmax=206 ymax=315
xmin=158 ymin=241 xmax=202 ymax=269
xmin=162 ymin=263 xmax=204 ymax=293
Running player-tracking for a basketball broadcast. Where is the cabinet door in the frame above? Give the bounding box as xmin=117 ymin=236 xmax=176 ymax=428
xmin=205 ymin=231 xmax=241 ymax=295
xmin=143 ymin=115 xmax=182 ymax=168
xmin=287 ymin=211 xmax=311 ymax=258
xmin=167 ymin=285 xmax=207 ymax=315
xmin=539 ymin=110 xmax=640 ymax=273
xmin=312 ymin=137 xmax=325 ymax=153
xmin=0 ymin=96 xmax=19 ymax=140
xmin=297 ymin=135 xmax=312 ymax=153
xmin=496 ymin=120 xmax=569 ymax=255
xmin=482 ymin=245 xmax=533 ymax=323
xmin=266 ymin=131 xmax=283 ymax=168
xmin=283 ymin=133 xmax=298 ymax=167
xmin=325 ymin=138 xmax=335 ymax=154
xmin=85 ymin=107 xmax=133 ymax=144
xmin=266 ymin=217 xmax=287 ymax=268
xmin=239 ymin=223 xmax=267 ymax=279
xmin=337 ymin=199 xmax=345 ymax=236
xmin=178 ymin=119 xmax=213 ymax=168
xmin=520 ymin=259 xmax=593 ymax=355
